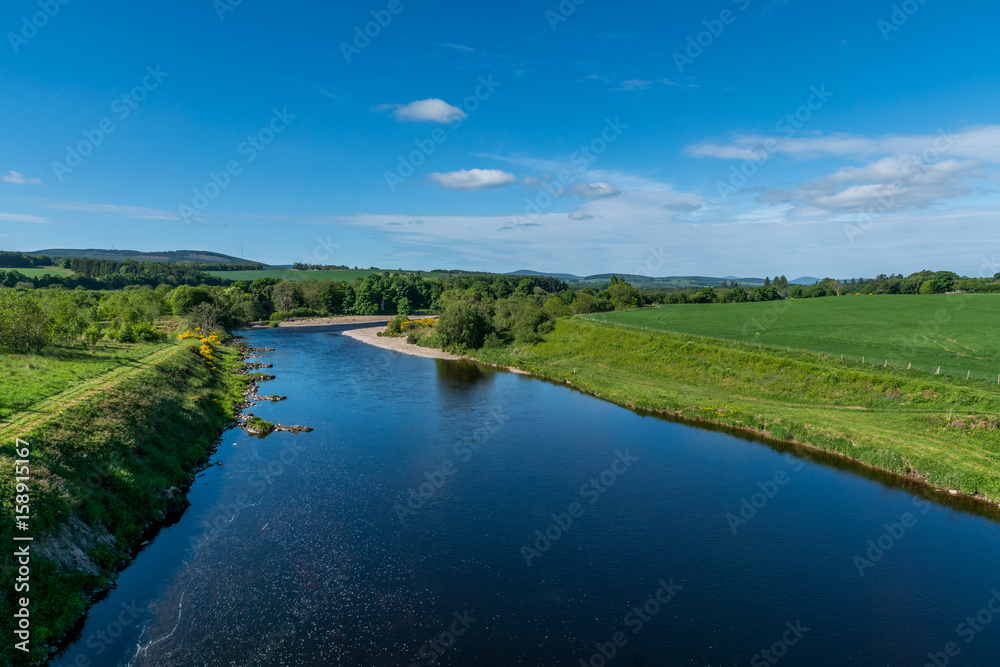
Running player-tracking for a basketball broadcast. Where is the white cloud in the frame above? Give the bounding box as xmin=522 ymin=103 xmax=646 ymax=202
xmin=783 ymin=156 xmax=987 ymax=212
xmin=376 ymin=98 xmax=467 ymax=124
xmin=613 ymin=79 xmax=654 ymax=92
xmin=44 ymin=200 xmax=177 ymax=220
xmin=686 ymin=125 xmax=1000 ymax=162
xmin=572 ymin=182 xmax=620 ymax=199
xmin=428 ymin=169 xmax=519 ymax=191
xmin=2 ymin=170 xmax=42 ymax=185
xmin=0 ymin=212 xmax=49 ymax=223
xmin=441 ymin=43 xmax=475 ymax=52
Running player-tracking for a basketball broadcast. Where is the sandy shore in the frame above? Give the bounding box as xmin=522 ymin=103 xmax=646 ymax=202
xmin=247 ymin=315 xmax=397 ymax=329
xmin=341 ymin=325 xmax=463 ymax=360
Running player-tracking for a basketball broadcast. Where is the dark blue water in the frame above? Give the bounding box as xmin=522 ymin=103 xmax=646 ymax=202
xmin=55 ymin=328 xmax=1000 ymax=666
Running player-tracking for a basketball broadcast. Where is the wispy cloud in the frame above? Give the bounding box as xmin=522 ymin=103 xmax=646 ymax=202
xmin=428 ymin=169 xmax=519 ymax=190
xmin=786 ymin=157 xmax=987 ymax=212
xmin=573 ymin=182 xmax=620 ymax=198
xmin=612 ymin=79 xmax=654 ymax=92
xmin=0 ymin=212 xmax=49 ymax=223
xmin=685 ymin=125 xmax=1000 ymax=162
xmin=44 ymin=200 xmax=177 ymax=221
xmin=2 ymin=170 xmax=42 ymax=185
xmin=441 ymin=43 xmax=475 ymax=52
xmin=374 ymin=98 xmax=467 ymax=124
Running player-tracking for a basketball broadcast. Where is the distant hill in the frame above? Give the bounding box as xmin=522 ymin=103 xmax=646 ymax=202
xmin=32 ymin=248 xmax=268 ymax=266
xmin=790 ymin=276 xmax=821 ymax=285
xmin=508 ymin=269 xmax=584 ymax=281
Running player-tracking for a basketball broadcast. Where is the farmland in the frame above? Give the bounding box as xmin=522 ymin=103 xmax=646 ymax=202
xmin=587 ymin=294 xmax=1000 ymax=381
xmin=8 ymin=266 xmax=75 ymax=278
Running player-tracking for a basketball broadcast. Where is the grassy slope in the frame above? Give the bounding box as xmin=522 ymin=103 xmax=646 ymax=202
xmin=589 ymin=294 xmax=1000 ymax=380
xmin=472 ymin=318 xmax=1000 ymax=503
xmin=0 ymin=341 xmax=247 ymax=663
xmin=0 ymin=341 xmax=174 ymax=424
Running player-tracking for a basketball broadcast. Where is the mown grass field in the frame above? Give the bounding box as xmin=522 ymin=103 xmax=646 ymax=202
xmin=206 ymin=268 xmax=454 ymax=282
xmin=471 ymin=318 xmax=1000 ymax=505
xmin=6 ymin=266 xmax=75 ymax=277
xmin=588 ymin=294 xmax=1000 ymax=381
xmin=0 ymin=341 xmax=174 ymax=424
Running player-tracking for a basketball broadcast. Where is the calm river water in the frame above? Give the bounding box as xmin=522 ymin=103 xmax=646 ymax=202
xmin=54 ymin=327 xmax=1000 ymax=666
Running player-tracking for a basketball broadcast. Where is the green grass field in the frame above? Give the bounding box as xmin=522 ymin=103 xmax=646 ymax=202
xmin=471 ymin=318 xmax=1000 ymax=504
xmin=588 ymin=294 xmax=1000 ymax=381
xmin=206 ymin=268 xmax=454 ymax=282
xmin=0 ymin=341 xmax=173 ymax=425
xmin=4 ymin=266 xmax=75 ymax=277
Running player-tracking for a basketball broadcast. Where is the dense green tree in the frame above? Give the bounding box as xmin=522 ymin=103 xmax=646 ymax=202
xmin=436 ymin=302 xmax=494 ymax=348
xmin=0 ymin=291 xmax=49 ymax=352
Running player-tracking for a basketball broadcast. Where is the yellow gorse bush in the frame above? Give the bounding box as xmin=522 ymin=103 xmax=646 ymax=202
xmin=400 ymin=317 xmax=436 ymax=332
xmin=179 ymin=329 xmax=220 ymax=370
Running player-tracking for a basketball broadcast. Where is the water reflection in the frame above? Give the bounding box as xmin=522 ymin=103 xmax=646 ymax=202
xmin=435 ymin=359 xmax=497 ymax=389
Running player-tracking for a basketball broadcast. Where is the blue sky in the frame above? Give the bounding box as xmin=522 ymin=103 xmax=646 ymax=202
xmin=1 ymin=0 xmax=999 ymax=277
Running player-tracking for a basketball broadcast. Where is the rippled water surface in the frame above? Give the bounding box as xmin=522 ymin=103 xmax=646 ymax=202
xmin=55 ymin=327 xmax=1000 ymax=665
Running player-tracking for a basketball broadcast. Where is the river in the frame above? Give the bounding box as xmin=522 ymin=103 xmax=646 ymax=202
xmin=54 ymin=326 xmax=1000 ymax=665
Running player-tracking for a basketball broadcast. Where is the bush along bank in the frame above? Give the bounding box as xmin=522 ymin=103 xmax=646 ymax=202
xmin=0 ymin=337 xmax=249 ymax=664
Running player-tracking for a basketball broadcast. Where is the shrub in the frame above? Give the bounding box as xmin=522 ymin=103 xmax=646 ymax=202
xmin=436 ymin=302 xmax=494 ymax=349
xmin=0 ymin=290 xmax=49 ymax=352
xmin=483 ymin=332 xmax=504 ymax=348
xmin=387 ymin=313 xmax=407 ymax=336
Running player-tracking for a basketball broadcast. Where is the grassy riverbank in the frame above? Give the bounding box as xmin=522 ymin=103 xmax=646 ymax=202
xmin=469 ymin=318 xmax=1000 ymax=504
xmin=0 ymin=339 xmax=247 ymax=663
